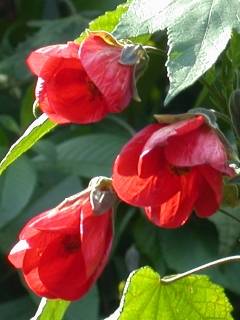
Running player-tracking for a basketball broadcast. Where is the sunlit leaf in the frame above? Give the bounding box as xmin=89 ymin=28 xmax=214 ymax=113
xmin=0 ymin=114 xmax=56 ymax=175
xmin=106 ymin=266 xmax=233 ymax=320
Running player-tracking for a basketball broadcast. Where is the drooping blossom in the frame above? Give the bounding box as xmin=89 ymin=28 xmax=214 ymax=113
xmin=8 ymin=177 xmax=115 ymax=300
xmin=112 ymin=114 xmax=235 ymax=228
xmin=27 ymin=31 xmax=147 ymax=124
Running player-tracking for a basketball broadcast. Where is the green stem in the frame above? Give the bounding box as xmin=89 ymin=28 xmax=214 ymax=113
xmin=161 ymin=255 xmax=240 ymax=284
xmin=108 ymin=115 xmax=136 ymax=136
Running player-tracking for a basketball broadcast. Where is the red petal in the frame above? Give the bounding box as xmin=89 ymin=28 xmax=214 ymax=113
xmin=80 ymin=201 xmax=113 ymax=279
xmin=165 ymin=124 xmax=232 ymax=175
xmin=37 ymin=235 xmax=88 ymax=300
xmin=79 ymin=34 xmax=133 ymax=112
xmin=23 ymin=268 xmax=56 ymax=299
xmin=142 ymin=116 xmax=205 ymax=157
xmin=112 ymin=124 xmax=180 ymax=206
xmin=8 ymin=240 xmax=29 ymax=268
xmin=27 ymin=42 xmax=79 ymax=76
xmin=194 ymin=165 xmax=223 ymax=217
xmin=145 ymin=171 xmax=198 ymax=228
xmin=37 ymin=58 xmax=109 ymax=124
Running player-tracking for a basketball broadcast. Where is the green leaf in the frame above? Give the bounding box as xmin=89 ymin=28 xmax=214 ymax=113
xmin=65 ymin=286 xmax=99 ymax=320
xmin=0 ymin=114 xmax=56 ymax=175
xmin=0 ymin=156 xmax=37 ymax=228
xmin=76 ymin=2 xmax=129 ymax=43
xmin=31 ymin=298 xmax=70 ymax=320
xmin=0 ymin=115 xmax=20 ymax=134
xmin=107 ymin=266 xmax=233 ymax=320
xmin=54 ymin=133 xmax=128 ymax=178
xmin=209 ymin=207 xmax=240 ymax=255
xmin=0 ymin=297 xmax=35 ymax=320
xmin=115 ymin=0 xmax=240 ymax=103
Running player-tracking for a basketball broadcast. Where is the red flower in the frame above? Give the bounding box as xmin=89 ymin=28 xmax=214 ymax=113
xmin=8 ymin=185 xmax=113 ymax=300
xmin=112 ymin=115 xmax=235 ymax=228
xmin=27 ymin=32 xmax=145 ymax=124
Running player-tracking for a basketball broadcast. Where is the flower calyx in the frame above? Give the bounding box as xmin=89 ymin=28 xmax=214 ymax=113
xmin=88 ymin=176 xmax=118 ymax=215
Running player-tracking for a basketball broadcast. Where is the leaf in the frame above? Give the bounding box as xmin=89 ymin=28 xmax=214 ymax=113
xmin=209 ymin=207 xmax=240 ymax=255
xmin=65 ymin=286 xmax=99 ymax=320
xmin=54 ymin=133 xmax=128 ymax=178
xmin=0 ymin=114 xmax=56 ymax=175
xmin=0 ymin=115 xmax=20 ymax=134
xmin=76 ymin=2 xmax=129 ymax=43
xmin=0 ymin=156 xmax=37 ymax=228
xmin=106 ymin=266 xmax=233 ymax=320
xmin=115 ymin=0 xmax=240 ymax=103
xmin=0 ymin=297 xmax=35 ymax=320
xmin=31 ymin=298 xmax=70 ymax=320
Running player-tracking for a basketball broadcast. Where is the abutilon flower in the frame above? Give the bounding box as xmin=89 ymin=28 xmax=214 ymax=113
xmin=112 ymin=113 xmax=235 ymax=228
xmin=27 ymin=31 xmax=148 ymax=124
xmin=8 ymin=177 xmax=115 ymax=301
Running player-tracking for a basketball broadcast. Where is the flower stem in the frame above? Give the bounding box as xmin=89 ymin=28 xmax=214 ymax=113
xmin=161 ymin=255 xmax=240 ymax=283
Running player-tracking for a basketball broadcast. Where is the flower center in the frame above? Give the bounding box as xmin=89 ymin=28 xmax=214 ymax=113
xmin=62 ymin=234 xmax=80 ymax=253
xmin=170 ymin=165 xmax=190 ymax=176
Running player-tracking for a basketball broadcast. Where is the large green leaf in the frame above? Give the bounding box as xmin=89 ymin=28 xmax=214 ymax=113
xmin=115 ymin=0 xmax=240 ymax=103
xmin=0 ymin=114 xmax=56 ymax=175
xmin=0 ymin=297 xmax=35 ymax=320
xmin=31 ymin=298 xmax=70 ymax=320
xmin=106 ymin=266 xmax=233 ymax=320
xmin=54 ymin=133 xmax=128 ymax=178
xmin=209 ymin=207 xmax=240 ymax=255
xmin=0 ymin=156 xmax=37 ymax=228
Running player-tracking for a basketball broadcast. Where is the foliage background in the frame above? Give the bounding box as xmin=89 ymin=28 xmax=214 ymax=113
xmin=0 ymin=0 xmax=240 ymax=319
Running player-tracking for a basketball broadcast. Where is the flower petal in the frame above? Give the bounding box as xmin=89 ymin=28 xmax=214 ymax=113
xmin=27 ymin=42 xmax=79 ymax=76
xmin=8 ymin=240 xmax=30 ymax=268
xmin=37 ymin=235 xmax=88 ymax=300
xmin=112 ymin=124 xmax=180 ymax=206
xmin=80 ymin=201 xmax=113 ymax=278
xmin=164 ymin=124 xmax=232 ymax=175
xmin=79 ymin=34 xmax=133 ymax=112
xmin=142 ymin=116 xmax=205 ymax=157
xmin=23 ymin=267 xmax=56 ymax=299
xmin=38 ymin=58 xmax=109 ymax=124
xmin=145 ymin=171 xmax=198 ymax=228
xmin=194 ymin=165 xmax=223 ymax=217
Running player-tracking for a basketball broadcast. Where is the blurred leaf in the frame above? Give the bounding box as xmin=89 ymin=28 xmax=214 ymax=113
xmin=133 ymin=216 xmax=166 ymax=274
xmin=228 ymin=89 xmax=240 ymax=138
xmin=65 ymin=286 xmax=99 ymax=320
xmin=106 ymin=266 xmax=233 ymax=320
xmin=31 ymin=298 xmax=70 ymax=320
xmin=0 ymin=114 xmax=56 ymax=175
xmin=160 ymin=223 xmax=219 ymax=272
xmin=0 ymin=156 xmax=37 ymax=228
xmin=0 ymin=297 xmax=35 ymax=320
xmin=55 ymin=133 xmax=128 ymax=178
xmin=209 ymin=208 xmax=240 ymax=255
xmin=115 ymin=0 xmax=240 ymax=104
xmin=0 ymin=115 xmax=20 ymax=134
